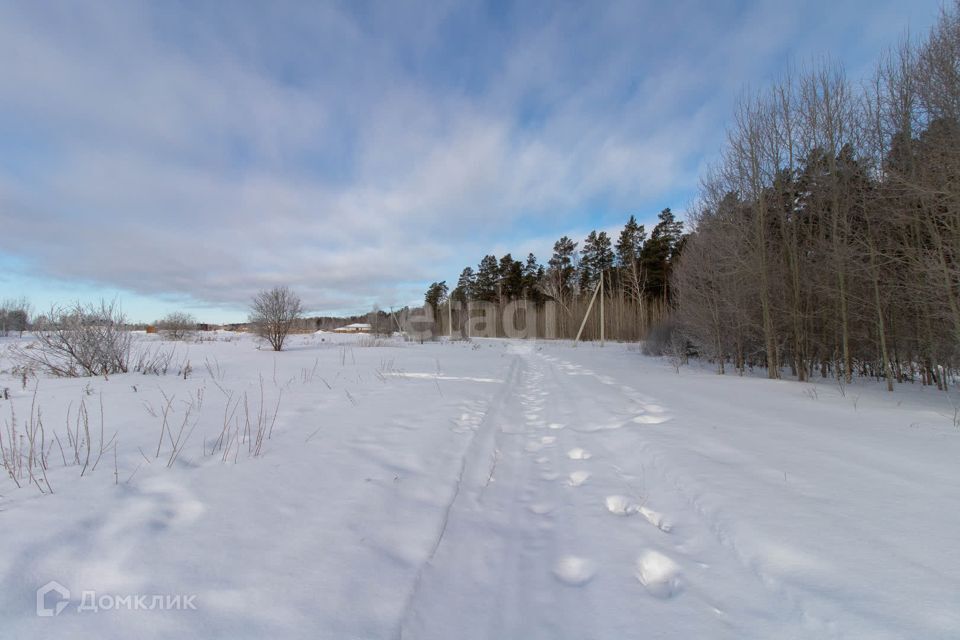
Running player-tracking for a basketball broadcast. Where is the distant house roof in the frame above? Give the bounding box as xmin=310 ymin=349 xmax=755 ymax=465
xmin=333 ymin=323 xmax=372 ymax=333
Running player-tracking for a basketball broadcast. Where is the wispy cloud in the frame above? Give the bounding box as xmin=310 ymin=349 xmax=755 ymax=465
xmin=0 ymin=0 xmax=940 ymax=319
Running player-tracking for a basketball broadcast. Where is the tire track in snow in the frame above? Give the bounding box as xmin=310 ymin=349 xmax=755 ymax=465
xmin=395 ymin=356 xmax=522 ymax=639
xmin=398 ymin=348 xmax=586 ymax=639
xmin=401 ymin=344 xmax=800 ymax=639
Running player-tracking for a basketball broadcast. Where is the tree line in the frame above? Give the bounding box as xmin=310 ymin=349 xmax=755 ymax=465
xmin=424 ymin=208 xmax=686 ymax=340
xmin=673 ymin=3 xmax=960 ymax=389
xmin=0 ymin=297 xmax=31 ymax=337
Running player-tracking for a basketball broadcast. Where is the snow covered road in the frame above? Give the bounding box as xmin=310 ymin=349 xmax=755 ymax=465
xmin=1 ymin=334 xmax=958 ymax=639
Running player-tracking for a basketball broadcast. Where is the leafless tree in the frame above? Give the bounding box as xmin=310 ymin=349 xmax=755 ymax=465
xmin=0 ymin=297 xmax=31 ymax=337
xmin=157 ymin=312 xmax=196 ymax=341
xmin=671 ymin=3 xmax=960 ymax=390
xmin=249 ymin=286 xmax=303 ymax=351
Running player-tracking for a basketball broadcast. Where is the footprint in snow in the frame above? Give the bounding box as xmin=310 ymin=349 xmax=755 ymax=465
xmin=604 ymin=496 xmax=672 ymax=532
xmin=567 ymin=447 xmax=591 ymax=460
xmin=567 ymin=471 xmax=591 ymax=487
xmin=528 ymin=503 xmax=555 ymax=516
xmin=553 ymin=556 xmax=596 ymax=586
xmin=632 ymin=414 xmax=671 ymax=425
xmin=605 ymin=495 xmax=636 ymax=516
xmin=636 ymin=550 xmax=682 ymax=598
xmin=638 ymin=506 xmax=672 ymax=532
xmin=548 ymin=423 xmax=566 ymax=430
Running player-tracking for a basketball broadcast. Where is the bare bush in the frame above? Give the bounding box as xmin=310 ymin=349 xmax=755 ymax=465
xmin=356 ymin=334 xmax=388 ymax=348
xmin=156 ymin=312 xmax=196 ymax=341
xmin=207 ymin=377 xmax=283 ymax=461
xmin=643 ymin=321 xmax=689 ymax=372
xmin=132 ymin=344 xmax=177 ymax=375
xmin=14 ymin=301 xmax=133 ymax=377
xmin=1 ymin=390 xmax=54 ymax=493
xmin=642 ymin=322 xmax=677 ymax=357
xmin=11 ymin=300 xmax=177 ymax=378
xmin=249 ymin=286 xmax=303 ymax=352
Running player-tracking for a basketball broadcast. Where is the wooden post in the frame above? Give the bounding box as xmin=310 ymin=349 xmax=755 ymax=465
xmin=448 ymin=298 xmax=452 ymax=339
xmin=574 ymin=279 xmax=602 ymax=345
xmin=600 ymin=271 xmax=605 ymax=347
xmin=390 ymin=307 xmax=403 ymax=333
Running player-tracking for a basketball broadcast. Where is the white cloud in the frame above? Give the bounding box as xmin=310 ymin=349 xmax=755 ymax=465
xmin=0 ymin=0 xmax=941 ymax=317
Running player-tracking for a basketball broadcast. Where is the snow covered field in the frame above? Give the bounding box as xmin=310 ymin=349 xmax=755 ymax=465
xmin=1 ymin=332 xmax=958 ymax=639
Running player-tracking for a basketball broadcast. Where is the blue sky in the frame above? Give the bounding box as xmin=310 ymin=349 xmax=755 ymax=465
xmin=0 ymin=0 xmax=941 ymax=323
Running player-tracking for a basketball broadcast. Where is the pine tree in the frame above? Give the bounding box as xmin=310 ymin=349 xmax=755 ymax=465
xmin=424 ymin=281 xmax=448 ymax=310
xmin=452 ymin=267 xmax=476 ymax=302
xmin=546 ymin=236 xmax=578 ymax=306
xmin=580 ymin=230 xmax=614 ymax=293
xmin=475 ymin=255 xmax=500 ymax=302
xmin=498 ymin=254 xmax=524 ymax=302
xmin=522 ymin=253 xmax=542 ymax=300
xmin=615 ymin=216 xmax=644 ymax=266
xmin=616 ymin=215 xmax=647 ymax=300
xmin=579 ymin=231 xmax=598 ymax=294
xmin=640 ymin=208 xmax=684 ymax=301
xmin=594 ymin=231 xmax=614 ymax=273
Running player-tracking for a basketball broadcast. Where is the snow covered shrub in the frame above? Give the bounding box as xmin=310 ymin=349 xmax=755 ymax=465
xmin=10 ymin=300 xmax=177 ymax=379
xmin=14 ymin=300 xmax=134 ymax=377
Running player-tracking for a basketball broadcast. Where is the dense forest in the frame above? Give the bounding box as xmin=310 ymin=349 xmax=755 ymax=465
xmin=674 ymin=3 xmax=960 ymax=389
xmin=425 ymin=3 xmax=960 ymax=390
xmin=423 ymin=207 xmax=685 ymax=342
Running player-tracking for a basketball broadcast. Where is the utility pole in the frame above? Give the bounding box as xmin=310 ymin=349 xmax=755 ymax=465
xmin=390 ymin=307 xmax=403 ymax=334
xmin=574 ymin=279 xmax=602 ymax=345
xmin=600 ymin=270 xmax=605 ymax=347
xmin=448 ymin=298 xmax=453 ymax=339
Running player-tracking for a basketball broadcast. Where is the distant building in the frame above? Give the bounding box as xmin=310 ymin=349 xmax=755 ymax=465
xmin=333 ymin=323 xmax=372 ymax=333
